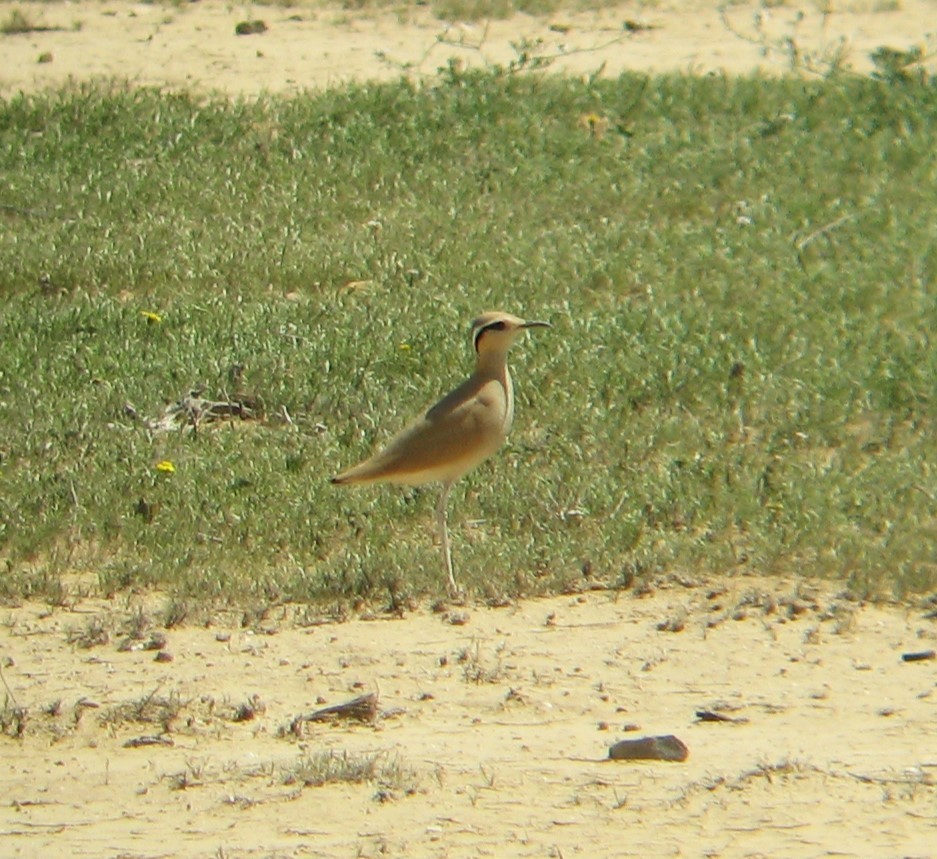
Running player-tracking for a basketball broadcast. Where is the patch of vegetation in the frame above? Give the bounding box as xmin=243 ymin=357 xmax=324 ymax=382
xmin=1 ymin=8 xmax=36 ymax=35
xmin=0 ymin=65 xmax=935 ymax=605
xmin=0 ymin=7 xmax=60 ymax=35
xmin=323 ymin=0 xmax=650 ymax=22
xmin=101 ymin=689 xmax=190 ymax=731
xmin=285 ymin=749 xmax=419 ymax=796
xmin=0 ymin=695 xmax=28 ymax=739
xmin=870 ymin=45 xmax=932 ymax=85
xmin=432 ymin=0 xmax=561 ymax=21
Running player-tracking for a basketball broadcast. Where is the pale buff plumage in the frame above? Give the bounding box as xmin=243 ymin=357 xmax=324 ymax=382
xmin=331 ymin=311 xmax=549 ymax=594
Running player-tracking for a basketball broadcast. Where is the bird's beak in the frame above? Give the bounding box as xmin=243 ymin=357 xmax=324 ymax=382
xmin=521 ymin=320 xmax=551 ymax=330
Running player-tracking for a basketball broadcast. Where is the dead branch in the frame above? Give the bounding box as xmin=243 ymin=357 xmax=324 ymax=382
xmin=291 ymin=692 xmax=379 ymax=733
xmin=377 ymin=20 xmax=636 ymax=79
xmin=143 ymin=388 xmax=262 ymax=434
xmin=794 ymin=213 xmax=856 ymax=252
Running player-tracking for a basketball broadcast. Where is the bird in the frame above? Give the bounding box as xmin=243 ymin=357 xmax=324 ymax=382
xmin=331 ymin=310 xmax=550 ymax=595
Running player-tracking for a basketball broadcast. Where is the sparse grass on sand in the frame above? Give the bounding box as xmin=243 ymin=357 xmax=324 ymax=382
xmin=0 ymin=61 xmax=935 ymax=607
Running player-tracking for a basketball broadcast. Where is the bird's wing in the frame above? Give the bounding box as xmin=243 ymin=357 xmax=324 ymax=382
xmin=335 ymin=376 xmax=508 ymax=484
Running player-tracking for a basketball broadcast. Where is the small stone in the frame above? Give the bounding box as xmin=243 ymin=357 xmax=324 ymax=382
xmin=609 ymin=734 xmax=689 ymax=763
xmin=901 ymin=649 xmax=936 ymax=663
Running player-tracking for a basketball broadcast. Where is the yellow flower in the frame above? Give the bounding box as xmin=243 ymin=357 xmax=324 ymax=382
xmin=155 ymin=460 xmax=175 ymax=474
xmin=398 ymin=343 xmax=412 ymax=352
xmin=140 ymin=310 xmax=163 ymax=324
xmin=577 ymin=112 xmax=609 ymax=140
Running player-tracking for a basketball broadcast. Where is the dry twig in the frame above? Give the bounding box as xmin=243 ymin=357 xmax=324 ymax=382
xmin=291 ymin=692 xmax=379 ymax=734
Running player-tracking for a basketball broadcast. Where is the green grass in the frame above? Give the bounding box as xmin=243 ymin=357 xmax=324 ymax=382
xmin=324 ymin=0 xmax=612 ymax=21
xmin=0 ymin=67 xmax=935 ymax=607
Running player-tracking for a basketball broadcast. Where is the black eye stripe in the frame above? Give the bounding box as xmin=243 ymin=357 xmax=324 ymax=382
xmin=474 ymin=319 xmax=508 ymax=350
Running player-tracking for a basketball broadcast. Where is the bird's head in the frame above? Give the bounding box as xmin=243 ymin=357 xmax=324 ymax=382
xmin=471 ymin=311 xmax=551 ymax=357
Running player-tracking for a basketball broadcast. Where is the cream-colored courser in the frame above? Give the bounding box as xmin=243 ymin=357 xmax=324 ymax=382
xmin=331 ymin=311 xmax=550 ymax=594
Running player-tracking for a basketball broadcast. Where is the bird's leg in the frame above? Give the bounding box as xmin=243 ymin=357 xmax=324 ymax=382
xmin=436 ymin=481 xmax=458 ymax=595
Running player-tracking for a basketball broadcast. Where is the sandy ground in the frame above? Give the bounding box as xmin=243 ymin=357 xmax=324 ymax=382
xmin=3 ymin=3 xmax=937 ymax=857
xmin=2 ymin=577 xmax=936 ymax=857
xmin=1 ymin=0 xmax=936 ymax=96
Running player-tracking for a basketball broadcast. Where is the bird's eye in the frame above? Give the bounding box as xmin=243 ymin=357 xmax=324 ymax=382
xmin=473 ymin=319 xmax=508 ymax=351
xmin=475 ymin=319 xmax=508 ymax=352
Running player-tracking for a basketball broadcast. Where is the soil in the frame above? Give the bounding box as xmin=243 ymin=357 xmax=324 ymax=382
xmin=3 ymin=576 xmax=936 ymax=857
xmin=2 ymin=3 xmax=937 ymax=856
xmin=1 ymin=0 xmax=935 ymax=97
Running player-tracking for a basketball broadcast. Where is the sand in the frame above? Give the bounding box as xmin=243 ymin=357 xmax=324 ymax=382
xmin=1 ymin=0 xmax=935 ymax=97
xmin=3 ymin=3 xmax=937 ymax=856
xmin=2 ymin=577 xmax=936 ymax=857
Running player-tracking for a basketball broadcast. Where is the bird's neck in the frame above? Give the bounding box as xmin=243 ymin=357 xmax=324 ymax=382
xmin=503 ymin=364 xmax=515 ymax=433
xmin=474 ymin=349 xmax=510 ymax=379
xmin=475 ymin=352 xmax=514 ymax=431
